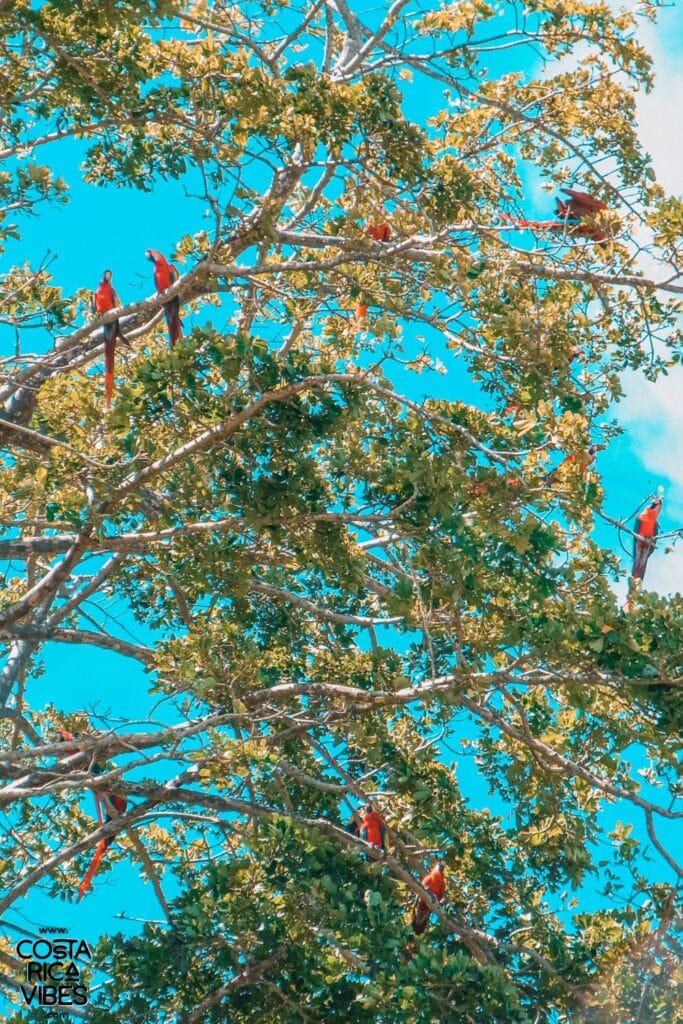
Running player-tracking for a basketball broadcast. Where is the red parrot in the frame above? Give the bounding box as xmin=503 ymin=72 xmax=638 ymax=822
xmin=55 ymin=727 xmax=78 ymax=757
xmin=545 ymin=444 xmax=598 ymax=486
xmin=93 ymin=270 xmax=127 ymax=407
xmin=76 ymin=767 xmax=128 ymax=902
xmin=354 ymin=301 xmax=368 ymax=327
xmin=145 ymin=249 xmax=183 ymax=348
xmin=359 ymin=803 xmax=386 ymax=850
xmin=366 ymin=223 xmax=391 ymax=243
xmin=470 ymin=475 xmax=523 ymax=497
xmin=504 ymin=188 xmax=609 ymax=245
xmin=354 ymin=222 xmax=391 ymax=322
xmin=411 ymin=861 xmax=446 ymax=936
xmin=631 ymin=498 xmax=662 ymax=582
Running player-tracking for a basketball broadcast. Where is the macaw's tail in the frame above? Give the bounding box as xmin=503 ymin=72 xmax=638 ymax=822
xmin=632 ymin=541 xmax=653 ymax=581
xmin=411 ymin=899 xmax=430 ymax=936
xmin=76 ymin=839 xmax=107 ymax=902
xmin=104 ymin=332 xmax=116 ymax=408
xmin=164 ymin=296 xmax=183 ymax=349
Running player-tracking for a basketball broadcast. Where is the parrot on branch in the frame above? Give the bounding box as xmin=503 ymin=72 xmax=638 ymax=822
xmin=411 ymin=861 xmax=446 ymax=936
xmin=359 ymin=803 xmax=386 ymax=850
xmin=504 ymin=188 xmax=610 ymax=245
xmin=55 ymin=727 xmax=79 ymax=757
xmin=54 ymin=728 xmax=128 ymax=901
xmin=366 ymin=222 xmax=391 ymax=243
xmin=93 ymin=270 xmax=127 ymax=407
xmin=354 ymin=220 xmax=392 ymax=325
xmin=77 ymin=762 xmax=128 ymax=902
xmin=145 ymin=249 xmax=183 ymax=348
xmin=544 ymin=444 xmax=599 ymax=486
xmin=631 ymin=498 xmax=662 ymax=582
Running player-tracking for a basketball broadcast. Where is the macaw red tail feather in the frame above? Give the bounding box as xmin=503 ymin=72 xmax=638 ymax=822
xmin=104 ymin=336 xmax=115 ymax=408
xmin=632 ymin=542 xmax=653 ymax=581
xmin=164 ymin=297 xmax=183 ymax=349
xmin=76 ymin=839 xmax=107 ymax=902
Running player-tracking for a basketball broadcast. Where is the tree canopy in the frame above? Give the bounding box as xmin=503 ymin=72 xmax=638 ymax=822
xmin=0 ymin=0 xmax=681 ymax=1021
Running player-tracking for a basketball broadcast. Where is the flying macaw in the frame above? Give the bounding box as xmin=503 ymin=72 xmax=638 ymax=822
xmin=632 ymin=498 xmax=662 ymax=582
xmin=359 ymin=803 xmax=386 ymax=850
xmin=411 ymin=861 xmax=446 ymax=936
xmin=145 ymin=249 xmax=183 ymax=348
xmin=545 ymin=444 xmax=598 ymax=486
xmin=93 ymin=270 xmax=127 ymax=407
xmin=504 ymin=188 xmax=609 ymax=245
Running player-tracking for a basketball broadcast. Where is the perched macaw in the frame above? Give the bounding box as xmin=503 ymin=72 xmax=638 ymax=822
xmin=55 ymin=727 xmax=78 ymax=757
xmin=545 ymin=444 xmax=598 ymax=485
xmin=632 ymin=498 xmax=662 ymax=582
xmin=93 ymin=270 xmax=127 ymax=407
xmin=411 ymin=862 xmax=446 ymax=936
xmin=366 ymin=223 xmax=391 ymax=243
xmin=145 ymin=249 xmax=183 ymax=348
xmin=354 ymin=222 xmax=391 ymax=322
xmin=470 ymin=475 xmax=523 ymax=497
xmin=504 ymin=188 xmax=609 ymax=245
xmin=359 ymin=803 xmax=386 ymax=850
xmin=77 ymin=763 xmax=128 ymax=902
xmin=354 ymin=300 xmax=369 ymax=327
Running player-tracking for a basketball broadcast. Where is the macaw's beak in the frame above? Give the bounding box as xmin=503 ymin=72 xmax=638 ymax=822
xmin=145 ymin=250 xmax=154 ymax=262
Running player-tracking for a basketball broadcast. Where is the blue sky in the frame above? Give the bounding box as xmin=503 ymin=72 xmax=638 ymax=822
xmin=1 ymin=0 xmax=682 ymax=1014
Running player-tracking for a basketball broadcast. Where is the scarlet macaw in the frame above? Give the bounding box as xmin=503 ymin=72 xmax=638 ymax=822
xmin=354 ymin=222 xmax=392 ymax=323
xmin=77 ymin=762 xmax=128 ymax=902
xmin=470 ymin=475 xmax=523 ymax=497
xmin=366 ymin=223 xmax=391 ymax=243
xmin=55 ymin=727 xmax=78 ymax=757
xmin=545 ymin=444 xmax=598 ymax=486
xmin=54 ymin=729 xmax=128 ymax=900
xmin=145 ymin=249 xmax=183 ymax=348
xmin=359 ymin=803 xmax=386 ymax=850
xmin=93 ymin=270 xmax=127 ymax=407
xmin=632 ymin=498 xmax=662 ymax=582
xmin=504 ymin=188 xmax=609 ymax=245
xmin=411 ymin=861 xmax=446 ymax=936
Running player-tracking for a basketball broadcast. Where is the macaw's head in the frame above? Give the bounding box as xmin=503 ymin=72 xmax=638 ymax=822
xmin=436 ymin=861 xmax=445 ymax=873
xmin=651 ymin=498 xmax=663 ymax=512
xmin=102 ymin=269 xmax=113 ymax=284
xmin=364 ymin=803 xmax=374 ymax=815
xmin=145 ymin=249 xmax=160 ymax=264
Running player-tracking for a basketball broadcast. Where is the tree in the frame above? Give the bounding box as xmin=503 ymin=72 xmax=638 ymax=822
xmin=0 ymin=0 xmax=681 ymax=1021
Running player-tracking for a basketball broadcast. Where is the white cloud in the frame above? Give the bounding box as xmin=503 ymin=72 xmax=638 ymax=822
xmin=620 ymin=368 xmax=683 ymax=491
xmin=635 ymin=17 xmax=683 ymax=195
